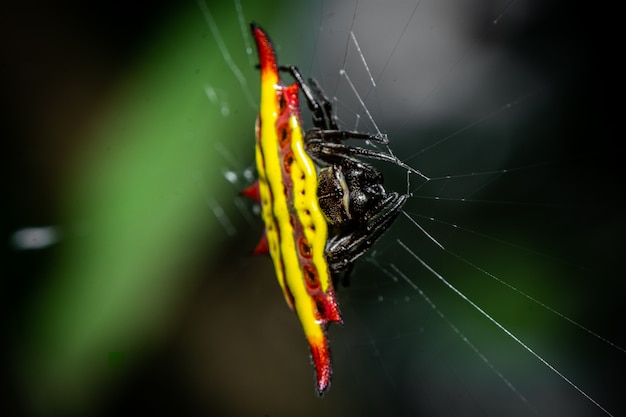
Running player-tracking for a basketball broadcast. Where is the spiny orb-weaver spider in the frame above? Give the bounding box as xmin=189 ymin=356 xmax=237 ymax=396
xmin=244 ymin=23 xmax=413 ymax=395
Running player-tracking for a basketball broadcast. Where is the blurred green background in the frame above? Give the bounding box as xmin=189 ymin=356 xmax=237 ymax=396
xmin=3 ymin=1 xmax=623 ymax=416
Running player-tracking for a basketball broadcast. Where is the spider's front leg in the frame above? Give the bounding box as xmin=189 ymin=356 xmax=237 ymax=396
xmin=306 ymin=129 xmax=428 ymax=181
xmin=305 ymin=130 xmax=401 ymax=169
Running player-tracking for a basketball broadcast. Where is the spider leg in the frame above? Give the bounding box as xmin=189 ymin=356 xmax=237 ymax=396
xmin=306 ymin=128 xmax=388 ymax=144
xmin=326 ymin=192 xmax=409 ymax=277
xmin=306 ymin=130 xmax=427 ymax=180
xmin=306 ymin=136 xmax=402 ymax=168
xmin=308 ymin=78 xmax=338 ymax=130
xmin=279 ymin=65 xmax=331 ymax=130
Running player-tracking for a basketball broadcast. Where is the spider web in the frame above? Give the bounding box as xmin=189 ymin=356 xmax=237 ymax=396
xmin=195 ymin=1 xmax=624 ymax=416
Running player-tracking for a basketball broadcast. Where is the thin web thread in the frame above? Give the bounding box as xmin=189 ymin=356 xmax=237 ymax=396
xmin=397 ymin=239 xmax=615 ymax=417
xmin=401 ymin=211 xmax=626 ymax=354
xmin=197 ymin=0 xmax=255 ymax=108
xmin=374 ymin=261 xmax=538 ymax=415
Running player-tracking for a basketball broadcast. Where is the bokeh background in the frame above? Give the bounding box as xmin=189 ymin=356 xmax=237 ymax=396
xmin=3 ymin=1 xmax=623 ymax=416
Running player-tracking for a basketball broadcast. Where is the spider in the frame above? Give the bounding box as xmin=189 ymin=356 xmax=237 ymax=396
xmin=281 ymin=64 xmax=410 ymax=285
xmin=247 ymin=23 xmax=417 ymax=395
